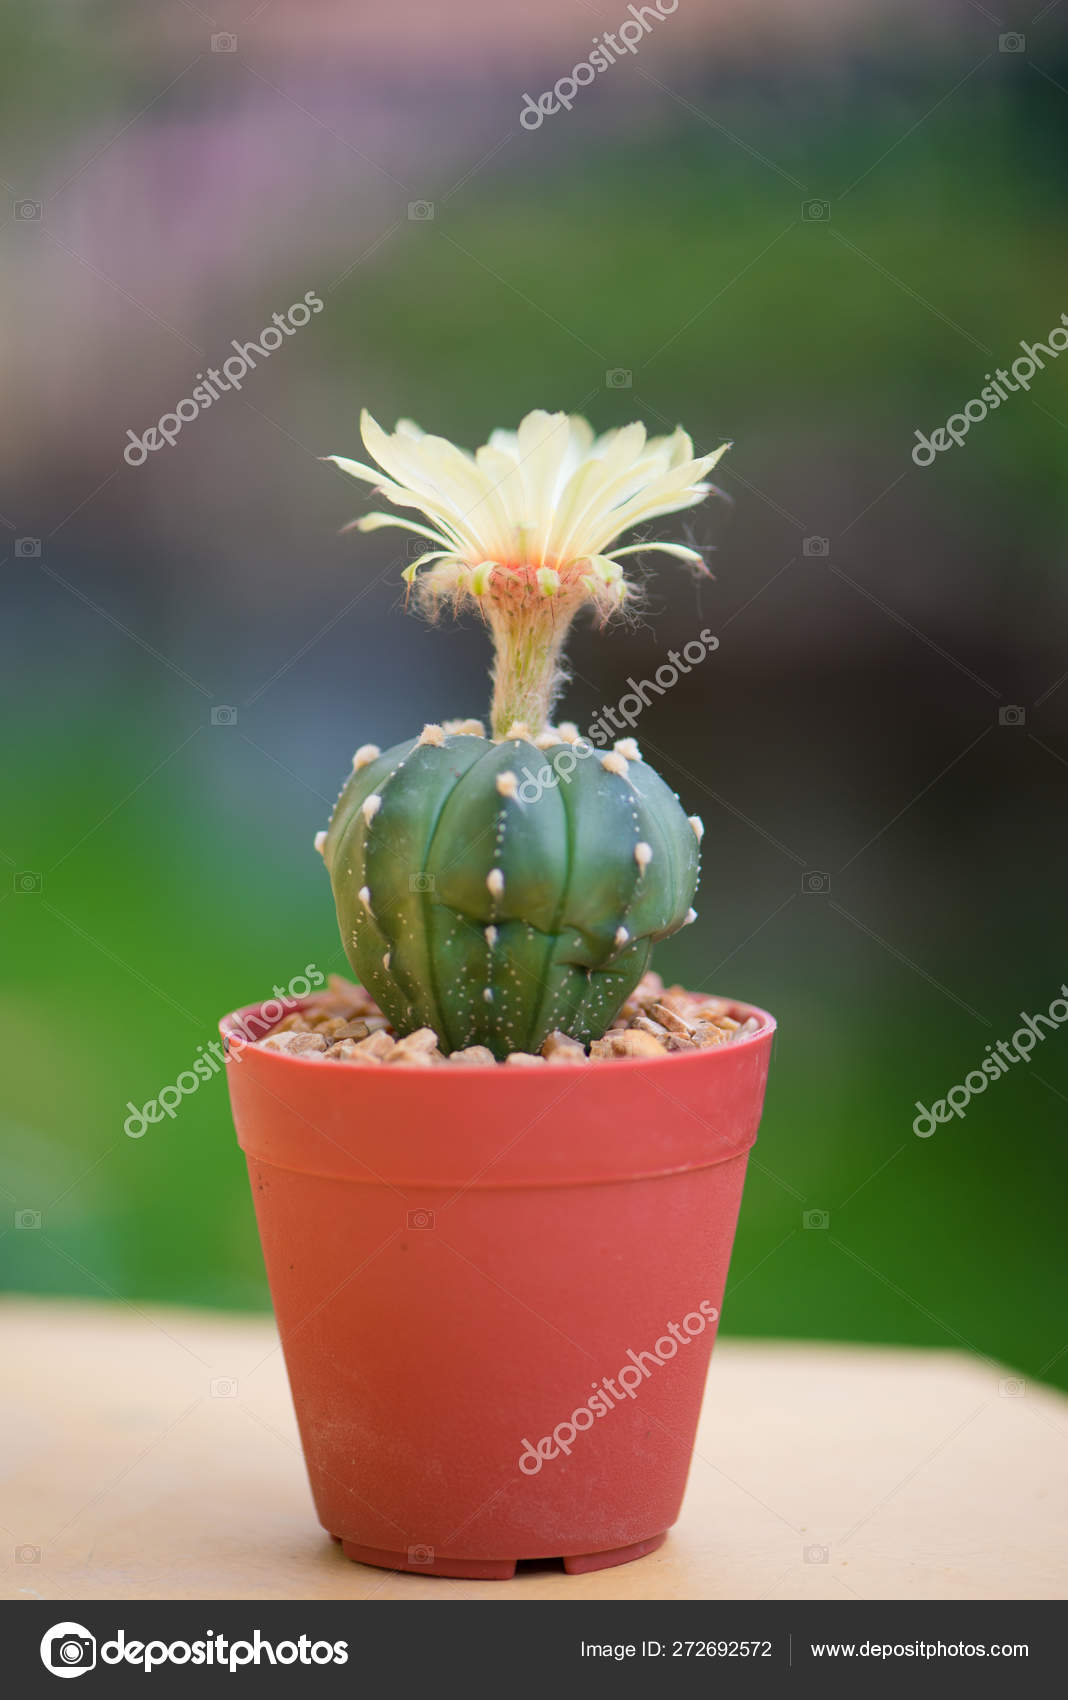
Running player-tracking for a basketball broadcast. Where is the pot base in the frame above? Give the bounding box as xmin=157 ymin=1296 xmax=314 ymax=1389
xmin=335 ymin=1532 xmax=668 ymax=1580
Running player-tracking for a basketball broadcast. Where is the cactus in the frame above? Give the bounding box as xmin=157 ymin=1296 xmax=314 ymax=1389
xmin=318 ymin=409 xmax=728 ymax=1058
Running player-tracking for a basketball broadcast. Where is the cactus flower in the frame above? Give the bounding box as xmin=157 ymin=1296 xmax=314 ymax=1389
xmin=329 ymin=409 xmax=729 ymax=737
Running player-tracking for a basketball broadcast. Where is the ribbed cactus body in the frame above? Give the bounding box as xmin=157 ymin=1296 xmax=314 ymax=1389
xmin=323 ymin=730 xmax=701 ymax=1058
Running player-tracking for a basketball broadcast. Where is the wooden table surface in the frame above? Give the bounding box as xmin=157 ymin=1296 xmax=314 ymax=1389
xmin=3 ymin=1297 xmax=1064 ymax=1601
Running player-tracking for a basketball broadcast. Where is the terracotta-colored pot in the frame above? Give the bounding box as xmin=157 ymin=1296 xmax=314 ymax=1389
xmin=222 ymin=998 xmax=775 ymax=1579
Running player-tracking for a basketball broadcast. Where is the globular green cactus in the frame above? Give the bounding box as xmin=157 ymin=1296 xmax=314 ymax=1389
xmin=317 ymin=408 xmax=728 ymax=1058
xmin=321 ymin=723 xmax=702 ymax=1057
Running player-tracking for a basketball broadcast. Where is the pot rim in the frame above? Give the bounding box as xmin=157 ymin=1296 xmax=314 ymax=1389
xmin=219 ymin=994 xmax=776 ymax=1076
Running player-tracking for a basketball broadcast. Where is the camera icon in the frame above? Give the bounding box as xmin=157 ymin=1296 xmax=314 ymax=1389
xmin=803 ymin=1543 xmax=830 ymax=1564
xmin=14 ymin=199 xmax=42 ymax=221
xmin=15 ymin=537 xmax=41 ymax=558
xmin=15 ymin=1209 xmax=42 ymax=1230
xmin=998 ymin=705 xmax=1025 ymax=727
xmin=406 ymin=1208 xmax=435 ymax=1230
xmin=210 ymin=1377 xmax=238 ymax=1398
xmin=15 ymin=1544 xmax=41 ymax=1563
xmin=998 ymin=1377 xmax=1026 ymax=1398
xmin=408 ymin=872 xmax=435 ymax=893
xmin=211 ymin=32 xmax=238 ymax=52
xmin=407 ymin=1543 xmax=435 ymax=1565
xmin=802 ymin=199 xmax=831 ymax=222
xmin=407 ymin=201 xmax=435 ymax=221
xmin=802 ymin=536 xmax=829 ymax=557
xmin=210 ymin=705 xmax=237 ymax=727
xmin=605 ymin=368 xmax=632 ymax=389
xmin=801 ymin=871 xmax=830 ymax=896
xmin=803 ymin=1209 xmax=830 ymax=1231
xmin=41 ymin=1623 xmax=97 ymax=1676
xmin=998 ymin=33 xmax=1025 ymax=53
xmin=14 ymin=871 xmax=43 ymax=894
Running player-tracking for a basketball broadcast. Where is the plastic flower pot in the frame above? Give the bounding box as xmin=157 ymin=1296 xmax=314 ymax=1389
xmin=222 ymin=998 xmax=775 ymax=1579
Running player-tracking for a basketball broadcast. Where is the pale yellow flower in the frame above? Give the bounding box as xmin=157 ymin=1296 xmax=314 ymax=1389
xmin=329 ymin=407 xmax=729 ymax=615
xmin=329 ymin=408 xmax=729 ymax=737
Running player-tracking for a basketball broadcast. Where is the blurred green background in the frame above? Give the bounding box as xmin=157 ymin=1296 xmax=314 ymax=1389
xmin=2 ymin=1 xmax=1066 ymax=1386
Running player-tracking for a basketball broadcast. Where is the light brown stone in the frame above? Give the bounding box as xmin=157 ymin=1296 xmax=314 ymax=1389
xmin=648 ymin=1001 xmax=694 ymax=1036
xmin=259 ymin=1031 xmax=328 ymax=1056
xmin=541 ymin=1030 xmax=586 ymax=1061
xmin=446 ymin=1046 xmax=497 ymax=1066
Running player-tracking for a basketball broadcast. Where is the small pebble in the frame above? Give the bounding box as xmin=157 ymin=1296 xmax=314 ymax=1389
xmin=315 ymin=1016 xmax=359 ymax=1040
xmin=355 ymin=1030 xmax=396 ymax=1061
xmin=259 ymin=1031 xmax=328 ymax=1056
xmin=274 ymin=1013 xmax=313 ymax=1033
xmin=447 ymin=1046 xmax=497 ymax=1066
xmin=596 ymin=1029 xmax=665 ymax=1059
xmin=691 ymin=1023 xmax=730 ymax=1049
xmin=327 ymin=1038 xmax=368 ymax=1062
xmin=393 ymin=1026 xmax=439 ymax=1054
xmin=630 ymin=1015 xmax=669 ymax=1040
xmin=648 ymin=1001 xmax=694 ymax=1037
xmin=541 ymin=1030 xmax=587 ymax=1062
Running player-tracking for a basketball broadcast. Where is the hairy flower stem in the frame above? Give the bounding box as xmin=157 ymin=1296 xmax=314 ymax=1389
xmin=487 ymin=601 xmax=574 ymax=739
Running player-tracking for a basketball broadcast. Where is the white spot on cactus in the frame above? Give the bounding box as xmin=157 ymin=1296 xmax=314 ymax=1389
xmin=444 ymin=717 xmax=486 ymax=738
xmin=503 ymin=720 xmax=531 ymax=742
xmin=601 ymin=751 xmax=629 ymax=777
xmin=495 ymin=770 xmax=518 ymax=798
xmin=685 ymin=907 xmax=697 ymax=925
xmin=382 ymin=952 xmax=391 ymax=969
xmin=358 ymin=886 xmax=372 ymax=911
xmin=483 ymin=987 xmax=494 ymax=1003
xmin=634 ymin=841 xmax=653 ymax=871
xmin=486 ymin=868 xmax=505 ymax=897
xmin=353 ymin=744 xmax=380 ymax=769
xmin=688 ymin=814 xmax=705 ymax=842
xmin=557 ymin=722 xmax=581 ymax=743
xmin=534 ymin=730 xmax=558 ymax=750
xmin=419 ymin=723 xmax=446 ymax=746
xmin=362 ymin=793 xmax=382 ymax=824
xmin=484 ymin=925 xmax=498 ymax=946
xmin=614 ymin=738 xmax=641 ymax=762
xmin=313 ymin=830 xmax=327 ymax=855
xmin=614 ymin=926 xmax=630 ymax=948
